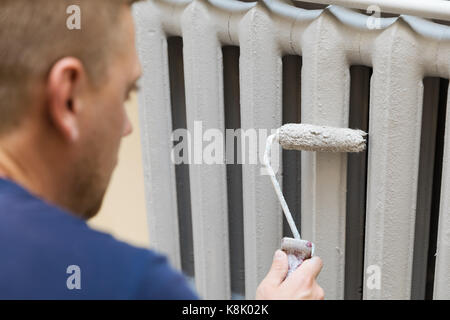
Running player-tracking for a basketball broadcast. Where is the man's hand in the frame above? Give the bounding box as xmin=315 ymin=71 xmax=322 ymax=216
xmin=255 ymin=250 xmax=324 ymax=300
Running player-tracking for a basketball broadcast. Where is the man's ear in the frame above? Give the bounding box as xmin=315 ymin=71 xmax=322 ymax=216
xmin=46 ymin=57 xmax=86 ymax=142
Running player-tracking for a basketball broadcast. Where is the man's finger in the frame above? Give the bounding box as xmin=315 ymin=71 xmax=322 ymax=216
xmin=290 ymin=256 xmax=323 ymax=281
xmin=263 ymin=250 xmax=288 ymax=286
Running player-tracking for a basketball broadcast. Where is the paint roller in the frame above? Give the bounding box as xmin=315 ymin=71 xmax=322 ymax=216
xmin=264 ymin=123 xmax=367 ymax=277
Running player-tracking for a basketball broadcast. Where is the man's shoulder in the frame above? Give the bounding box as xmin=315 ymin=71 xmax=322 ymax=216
xmin=0 ymin=180 xmax=197 ymax=299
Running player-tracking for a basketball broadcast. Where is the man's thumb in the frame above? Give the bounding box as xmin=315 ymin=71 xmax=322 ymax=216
xmin=264 ymin=250 xmax=288 ymax=286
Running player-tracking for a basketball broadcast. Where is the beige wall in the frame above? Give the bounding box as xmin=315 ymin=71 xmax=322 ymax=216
xmin=88 ymin=94 xmax=150 ymax=249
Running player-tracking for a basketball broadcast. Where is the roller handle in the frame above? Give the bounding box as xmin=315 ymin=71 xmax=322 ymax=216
xmin=281 ymin=237 xmax=313 ymax=277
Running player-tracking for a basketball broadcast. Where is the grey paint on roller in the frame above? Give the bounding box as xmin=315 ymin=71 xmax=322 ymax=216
xmin=281 ymin=237 xmax=312 ymax=258
xmin=281 ymin=237 xmax=313 ymax=277
xmin=278 ymin=123 xmax=367 ymax=153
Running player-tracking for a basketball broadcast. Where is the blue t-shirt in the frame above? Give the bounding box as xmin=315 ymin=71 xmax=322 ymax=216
xmin=0 ymin=178 xmax=198 ymax=299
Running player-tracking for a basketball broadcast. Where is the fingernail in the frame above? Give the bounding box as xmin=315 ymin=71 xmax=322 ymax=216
xmin=274 ymin=250 xmax=284 ymax=260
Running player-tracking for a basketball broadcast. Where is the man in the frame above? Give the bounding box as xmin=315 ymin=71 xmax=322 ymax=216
xmin=0 ymin=0 xmax=324 ymax=299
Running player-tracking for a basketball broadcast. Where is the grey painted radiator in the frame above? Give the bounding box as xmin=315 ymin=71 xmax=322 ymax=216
xmin=133 ymin=0 xmax=450 ymax=299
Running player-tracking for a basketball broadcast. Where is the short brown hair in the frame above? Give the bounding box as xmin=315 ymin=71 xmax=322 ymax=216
xmin=0 ymin=0 xmax=141 ymax=135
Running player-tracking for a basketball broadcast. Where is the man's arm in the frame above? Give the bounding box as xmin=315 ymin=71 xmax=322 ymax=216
xmin=135 ymin=250 xmax=199 ymax=300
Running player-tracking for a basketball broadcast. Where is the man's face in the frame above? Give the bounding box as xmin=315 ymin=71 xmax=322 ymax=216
xmin=72 ymin=8 xmax=142 ymax=219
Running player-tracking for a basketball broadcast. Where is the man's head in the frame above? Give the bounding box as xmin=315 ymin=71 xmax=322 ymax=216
xmin=0 ymin=0 xmax=142 ymax=219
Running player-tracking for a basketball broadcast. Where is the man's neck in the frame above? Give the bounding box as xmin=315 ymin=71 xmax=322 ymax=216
xmin=0 ymin=146 xmax=24 ymax=181
xmin=0 ymin=141 xmax=58 ymax=206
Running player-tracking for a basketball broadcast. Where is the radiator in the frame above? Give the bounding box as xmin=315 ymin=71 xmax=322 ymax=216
xmin=133 ymin=0 xmax=450 ymax=299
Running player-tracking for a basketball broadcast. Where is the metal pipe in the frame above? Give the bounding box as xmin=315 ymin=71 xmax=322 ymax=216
xmin=294 ymin=0 xmax=450 ymax=21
